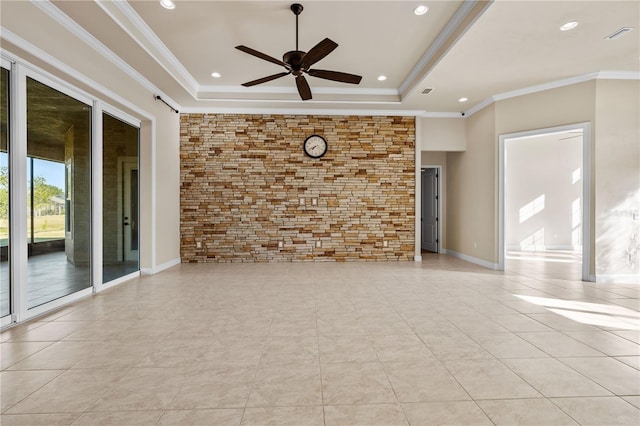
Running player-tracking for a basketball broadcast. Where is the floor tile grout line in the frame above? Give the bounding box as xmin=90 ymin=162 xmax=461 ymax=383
xmin=552 ymin=355 xmax=640 ymax=397
xmin=374 ymin=284 xmax=441 ymax=425
xmin=0 ymin=367 xmax=66 ymax=415
xmin=372 ymin=342 xmax=418 ymax=425
xmin=159 ymin=361 xmax=200 ymax=422
xmin=557 ymin=328 xmax=635 ymax=357
xmin=492 ymin=352 xmax=616 ymax=402
xmin=73 ymin=365 xmax=137 ymax=419
xmin=238 ymin=315 xmax=273 ymax=425
xmin=1 ymin=340 xmax=57 ymax=371
xmin=468 ymin=399 xmax=498 ymax=426
xmin=314 ymin=300 xmax=327 ymax=426
xmin=545 ymin=394 xmax=629 ymax=426
xmin=512 ymin=330 xmax=606 ymax=358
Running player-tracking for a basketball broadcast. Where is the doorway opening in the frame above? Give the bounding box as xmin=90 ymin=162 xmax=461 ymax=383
xmin=499 ymin=123 xmax=591 ymax=281
xmin=421 ymin=166 xmax=441 ymax=253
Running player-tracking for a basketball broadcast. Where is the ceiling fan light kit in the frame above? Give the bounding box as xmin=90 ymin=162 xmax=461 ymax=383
xmin=235 ymin=3 xmax=363 ymax=101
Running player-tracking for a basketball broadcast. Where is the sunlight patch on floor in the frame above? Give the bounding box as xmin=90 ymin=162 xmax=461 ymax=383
xmin=515 ymin=294 xmax=640 ymax=331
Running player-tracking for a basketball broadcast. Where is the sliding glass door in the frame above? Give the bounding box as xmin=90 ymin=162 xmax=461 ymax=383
xmin=0 ymin=57 xmax=142 ymax=326
xmin=1 ymin=66 xmax=9 ymax=319
xmin=26 ymin=77 xmax=91 ymax=308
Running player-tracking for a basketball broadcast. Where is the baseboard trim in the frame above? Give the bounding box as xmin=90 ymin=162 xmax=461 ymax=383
xmin=101 ymin=271 xmax=140 ymax=290
xmin=441 ymin=249 xmax=501 ymax=270
xmin=141 ymin=257 xmax=181 ymax=275
xmin=414 ymin=255 xmax=423 ymax=262
xmin=506 ymin=245 xmax=578 ymax=251
xmin=595 ymin=274 xmax=640 ymax=284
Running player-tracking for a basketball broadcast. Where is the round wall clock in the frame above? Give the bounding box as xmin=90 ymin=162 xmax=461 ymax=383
xmin=303 ymin=134 xmax=328 ymax=158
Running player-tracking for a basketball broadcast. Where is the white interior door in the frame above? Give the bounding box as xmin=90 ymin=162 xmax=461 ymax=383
xmin=421 ymin=168 xmax=438 ymax=252
xmin=123 ymin=161 xmax=138 ymax=262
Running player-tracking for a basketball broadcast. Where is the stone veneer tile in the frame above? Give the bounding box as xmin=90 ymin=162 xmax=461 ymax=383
xmin=180 ymin=114 xmax=415 ymax=262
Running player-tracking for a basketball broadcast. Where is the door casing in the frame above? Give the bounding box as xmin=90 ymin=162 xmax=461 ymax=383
xmin=498 ymin=122 xmax=592 ymax=281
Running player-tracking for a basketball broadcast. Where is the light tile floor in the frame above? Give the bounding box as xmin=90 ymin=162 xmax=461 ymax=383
xmin=1 ymin=253 xmax=639 ymax=425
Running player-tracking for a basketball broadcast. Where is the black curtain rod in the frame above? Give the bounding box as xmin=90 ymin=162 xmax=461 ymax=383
xmin=154 ymin=95 xmax=179 ymax=114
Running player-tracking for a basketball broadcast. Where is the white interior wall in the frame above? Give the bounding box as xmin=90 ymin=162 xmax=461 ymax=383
xmin=594 ymin=80 xmax=640 ymax=280
xmin=420 ymin=117 xmax=466 ymax=151
xmin=505 ymin=133 xmax=582 ymax=250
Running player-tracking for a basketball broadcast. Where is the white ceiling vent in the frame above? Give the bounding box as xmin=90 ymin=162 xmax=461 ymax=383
xmin=421 ymin=88 xmax=433 ymax=95
xmin=605 ymin=27 xmax=634 ymax=40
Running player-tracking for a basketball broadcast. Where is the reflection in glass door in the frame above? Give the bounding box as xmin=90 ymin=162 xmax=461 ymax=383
xmin=26 ymin=77 xmax=91 ymax=309
xmin=123 ymin=163 xmax=139 ymax=262
xmin=103 ymin=113 xmax=139 ymax=283
xmin=1 ymin=67 xmax=9 ymax=318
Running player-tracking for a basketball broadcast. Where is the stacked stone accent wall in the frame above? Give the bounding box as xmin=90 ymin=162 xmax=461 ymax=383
xmin=180 ymin=114 xmax=415 ymax=262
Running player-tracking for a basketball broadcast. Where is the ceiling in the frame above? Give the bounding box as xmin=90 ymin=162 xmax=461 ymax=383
xmin=50 ymin=0 xmax=639 ymax=115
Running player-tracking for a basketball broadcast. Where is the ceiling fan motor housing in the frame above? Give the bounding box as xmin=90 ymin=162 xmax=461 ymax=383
xmin=283 ymin=50 xmax=306 ymax=75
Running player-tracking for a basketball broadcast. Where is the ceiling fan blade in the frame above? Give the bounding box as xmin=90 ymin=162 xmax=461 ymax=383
xmin=235 ymin=45 xmax=287 ymax=67
xmin=302 ymin=38 xmax=338 ymax=68
xmin=241 ymin=72 xmax=291 ymax=87
xmin=308 ymin=69 xmax=362 ymax=85
xmin=295 ymin=75 xmax=312 ymax=100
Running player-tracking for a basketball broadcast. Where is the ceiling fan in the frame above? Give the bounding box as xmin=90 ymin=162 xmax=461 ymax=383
xmin=235 ymin=3 xmax=362 ymax=101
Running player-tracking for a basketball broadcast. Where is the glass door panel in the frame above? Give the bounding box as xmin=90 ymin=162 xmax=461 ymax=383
xmin=1 ymin=67 xmax=9 ymax=317
xmin=26 ymin=77 xmax=91 ymax=309
xmin=102 ymin=113 xmax=139 ymax=283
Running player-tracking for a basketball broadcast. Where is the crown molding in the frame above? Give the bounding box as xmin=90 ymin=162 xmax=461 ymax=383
xmin=463 ymin=96 xmax=495 ymax=117
xmin=420 ymin=112 xmax=463 ymax=118
xmin=179 ymin=107 xmax=425 ymax=117
xmin=29 ymin=0 xmax=180 ymax=111
xmin=463 ymin=70 xmax=640 ymax=117
xmin=492 ymin=72 xmax=600 ymax=103
xmin=197 ymin=85 xmax=401 ymax=103
xmin=595 ymin=70 xmax=640 ymax=80
xmin=95 ymin=0 xmax=199 ymax=97
xmin=198 ymin=85 xmax=399 ymax=96
xmin=194 ymin=98 xmax=402 ymax=105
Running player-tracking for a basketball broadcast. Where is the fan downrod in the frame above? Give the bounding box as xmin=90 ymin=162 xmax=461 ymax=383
xmin=291 ymin=4 xmax=303 ymax=51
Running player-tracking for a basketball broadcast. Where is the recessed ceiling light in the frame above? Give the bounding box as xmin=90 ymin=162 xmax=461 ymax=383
xmin=560 ymin=21 xmax=579 ymax=31
xmin=458 ymin=97 xmax=468 ymax=103
xmin=160 ymin=0 xmax=175 ymax=10
xmin=414 ymin=5 xmax=429 ymax=16
xmin=211 ymin=72 xmax=222 ymax=78
xmin=377 ymin=75 xmax=387 ymax=81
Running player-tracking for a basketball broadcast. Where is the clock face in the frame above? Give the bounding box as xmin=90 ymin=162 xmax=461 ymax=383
xmin=304 ymin=135 xmax=328 ymax=158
